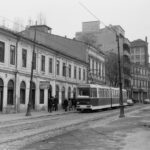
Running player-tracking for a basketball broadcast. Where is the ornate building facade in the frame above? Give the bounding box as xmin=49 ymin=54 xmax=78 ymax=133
xmin=0 ymin=25 xmax=105 ymax=113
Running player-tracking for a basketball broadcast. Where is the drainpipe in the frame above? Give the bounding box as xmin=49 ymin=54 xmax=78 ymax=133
xmin=14 ymin=36 xmax=20 ymax=113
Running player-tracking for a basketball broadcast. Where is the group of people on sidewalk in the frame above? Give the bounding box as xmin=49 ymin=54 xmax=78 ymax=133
xmin=63 ymin=98 xmax=77 ymax=112
xmin=48 ymin=96 xmax=77 ymax=113
xmin=48 ymin=96 xmax=59 ymax=113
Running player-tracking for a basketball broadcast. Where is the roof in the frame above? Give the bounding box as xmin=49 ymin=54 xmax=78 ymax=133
xmin=29 ymin=25 xmax=52 ymax=30
xmin=20 ymin=28 xmax=88 ymax=62
xmin=131 ymin=39 xmax=147 ymax=47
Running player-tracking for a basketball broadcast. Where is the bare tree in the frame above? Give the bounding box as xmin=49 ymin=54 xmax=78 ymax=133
xmin=105 ymin=51 xmax=131 ymax=87
xmin=37 ymin=12 xmax=46 ymax=25
xmin=13 ymin=17 xmax=24 ymax=32
xmin=105 ymin=52 xmax=119 ymax=86
xmin=78 ymin=33 xmax=97 ymax=47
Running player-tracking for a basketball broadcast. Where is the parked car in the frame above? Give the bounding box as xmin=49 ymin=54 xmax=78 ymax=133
xmin=127 ymin=99 xmax=134 ymax=106
xmin=143 ymin=99 xmax=150 ymax=104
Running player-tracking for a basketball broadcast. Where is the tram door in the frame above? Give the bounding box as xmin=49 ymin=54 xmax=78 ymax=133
xmin=0 ymin=87 xmax=3 ymax=111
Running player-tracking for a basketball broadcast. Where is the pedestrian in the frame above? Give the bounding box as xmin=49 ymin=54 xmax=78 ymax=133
xmin=72 ymin=98 xmax=77 ymax=110
xmin=48 ymin=96 xmax=53 ymax=113
xmin=68 ymin=98 xmax=72 ymax=111
xmin=54 ymin=96 xmax=58 ymax=111
xmin=64 ymin=99 xmax=68 ymax=111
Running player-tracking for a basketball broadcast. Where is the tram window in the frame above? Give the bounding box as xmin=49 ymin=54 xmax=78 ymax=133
xmin=91 ymin=88 xmax=97 ymax=97
xmin=78 ymin=88 xmax=90 ymax=96
xmin=98 ymin=88 xmax=103 ymax=98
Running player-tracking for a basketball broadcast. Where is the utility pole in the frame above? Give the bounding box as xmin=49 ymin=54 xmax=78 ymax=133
xmin=26 ymin=22 xmax=37 ymax=116
xmin=116 ymin=34 xmax=125 ymax=118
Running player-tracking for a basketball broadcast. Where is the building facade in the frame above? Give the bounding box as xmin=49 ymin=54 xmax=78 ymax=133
xmin=0 ymin=25 xmax=105 ymax=113
xmin=76 ymin=21 xmax=131 ymax=92
xmin=131 ymin=64 xmax=149 ymax=102
xmin=130 ymin=38 xmax=149 ymax=102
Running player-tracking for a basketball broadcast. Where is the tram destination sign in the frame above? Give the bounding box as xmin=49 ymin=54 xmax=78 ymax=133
xmin=40 ymin=81 xmax=50 ymax=89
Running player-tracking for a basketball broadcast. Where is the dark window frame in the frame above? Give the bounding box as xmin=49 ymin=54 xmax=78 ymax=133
xmin=10 ymin=45 xmax=15 ymax=65
xmin=57 ymin=60 xmax=60 ymax=75
xmin=40 ymin=89 xmax=44 ymax=104
xmin=49 ymin=58 xmax=53 ymax=73
xmin=41 ymin=55 xmax=45 ymax=72
xmin=22 ymin=49 xmax=27 ymax=67
xmin=0 ymin=41 xmax=5 ymax=63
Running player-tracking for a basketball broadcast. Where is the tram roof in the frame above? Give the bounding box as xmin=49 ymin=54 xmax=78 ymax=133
xmin=77 ymin=84 xmax=126 ymax=91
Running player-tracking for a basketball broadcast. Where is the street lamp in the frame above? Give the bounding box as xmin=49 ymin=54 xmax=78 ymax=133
xmin=116 ymin=34 xmax=125 ymax=118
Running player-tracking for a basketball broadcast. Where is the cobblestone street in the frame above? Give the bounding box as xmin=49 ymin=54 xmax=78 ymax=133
xmin=0 ymin=104 xmax=145 ymax=149
xmin=23 ymin=104 xmax=150 ymax=150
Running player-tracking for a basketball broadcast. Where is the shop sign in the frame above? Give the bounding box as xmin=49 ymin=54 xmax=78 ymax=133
xmin=40 ymin=81 xmax=50 ymax=89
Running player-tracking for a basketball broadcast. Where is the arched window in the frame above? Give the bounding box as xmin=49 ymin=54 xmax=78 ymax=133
xmin=20 ymin=81 xmax=26 ymax=104
xmin=62 ymin=86 xmax=65 ymax=104
xmin=73 ymin=88 xmax=76 ymax=99
xmin=31 ymin=82 xmax=36 ymax=109
xmin=0 ymin=78 xmax=3 ymax=87
xmin=7 ymin=80 xmax=14 ymax=105
xmin=68 ymin=87 xmax=71 ymax=99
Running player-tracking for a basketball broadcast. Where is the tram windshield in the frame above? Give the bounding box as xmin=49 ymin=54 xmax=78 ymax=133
xmin=78 ymin=87 xmax=90 ymax=97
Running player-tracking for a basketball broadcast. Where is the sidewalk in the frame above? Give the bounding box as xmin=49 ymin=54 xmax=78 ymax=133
xmin=0 ymin=109 xmax=75 ymax=123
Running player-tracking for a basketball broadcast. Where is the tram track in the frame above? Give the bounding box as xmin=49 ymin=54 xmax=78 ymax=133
xmin=0 ymin=104 xmax=146 ymax=149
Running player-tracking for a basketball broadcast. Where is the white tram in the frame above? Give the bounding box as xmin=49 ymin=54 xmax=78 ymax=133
xmin=76 ymin=84 xmax=127 ymax=111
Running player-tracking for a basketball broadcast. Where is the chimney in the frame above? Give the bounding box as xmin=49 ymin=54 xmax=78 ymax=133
xmin=29 ymin=25 xmax=52 ymax=34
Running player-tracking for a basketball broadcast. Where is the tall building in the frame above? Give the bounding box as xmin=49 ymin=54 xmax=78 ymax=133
xmin=0 ymin=25 xmax=105 ymax=113
xmin=130 ymin=38 xmax=149 ymax=66
xmin=76 ymin=21 xmax=131 ymax=93
xmin=130 ymin=38 xmax=149 ymax=102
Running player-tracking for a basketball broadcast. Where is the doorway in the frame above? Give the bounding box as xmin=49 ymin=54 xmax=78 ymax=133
xmin=0 ymin=79 xmax=3 ymax=111
xmin=31 ymin=82 xmax=36 ymax=110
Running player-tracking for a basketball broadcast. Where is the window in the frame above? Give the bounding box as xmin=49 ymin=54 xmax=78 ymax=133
xmin=96 ymin=62 xmax=98 ymax=75
xmin=41 ymin=55 xmax=45 ymax=72
xmin=49 ymin=58 xmax=53 ymax=73
xmin=40 ymin=89 xmax=44 ymax=104
xmin=92 ymin=59 xmax=94 ymax=74
xmin=33 ymin=52 xmax=36 ymax=70
xmin=0 ymin=41 xmax=5 ymax=63
xmin=74 ymin=66 xmax=77 ymax=79
xmin=68 ymin=87 xmax=71 ymax=99
xmin=99 ymin=63 xmax=101 ymax=77
xmin=22 ymin=49 xmax=27 ymax=67
xmin=56 ymin=60 xmax=60 ymax=75
xmin=69 ymin=64 xmax=71 ymax=78
xmin=91 ymin=88 xmax=97 ymax=97
xmin=10 ymin=45 xmax=15 ymax=65
xmin=135 ymin=47 xmax=140 ymax=54
xmin=20 ymin=81 xmax=26 ymax=104
xmin=78 ymin=88 xmax=90 ymax=96
xmin=7 ymin=80 xmax=14 ymax=105
xmin=83 ymin=69 xmax=85 ymax=80
xmin=79 ymin=68 xmax=81 ymax=80
xmin=62 ymin=62 xmax=66 ymax=76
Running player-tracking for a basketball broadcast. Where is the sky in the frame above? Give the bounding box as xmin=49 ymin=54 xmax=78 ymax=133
xmin=0 ymin=0 xmax=150 ymax=48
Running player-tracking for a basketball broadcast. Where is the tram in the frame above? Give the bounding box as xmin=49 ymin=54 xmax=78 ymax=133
xmin=76 ymin=84 xmax=127 ymax=111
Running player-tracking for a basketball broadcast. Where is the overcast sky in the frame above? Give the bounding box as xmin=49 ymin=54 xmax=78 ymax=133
xmin=0 ymin=0 xmax=150 ymax=46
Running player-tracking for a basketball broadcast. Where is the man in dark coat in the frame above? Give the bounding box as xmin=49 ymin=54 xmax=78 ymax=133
xmin=54 ymin=96 xmax=58 ymax=111
xmin=64 ymin=99 xmax=68 ymax=111
xmin=48 ymin=96 xmax=53 ymax=112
